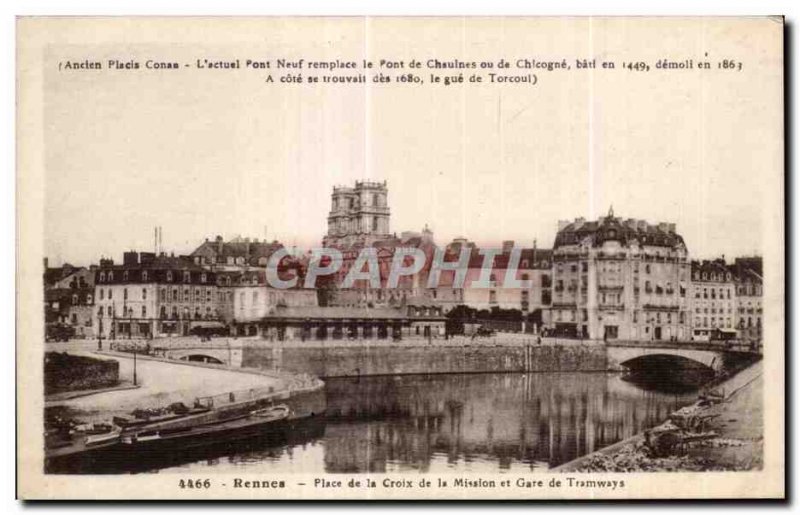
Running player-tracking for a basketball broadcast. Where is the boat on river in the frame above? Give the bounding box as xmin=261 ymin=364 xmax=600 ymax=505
xmin=46 ymin=385 xmax=299 ymax=461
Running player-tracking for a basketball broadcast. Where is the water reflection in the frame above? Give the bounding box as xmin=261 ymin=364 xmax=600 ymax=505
xmin=111 ymin=372 xmax=695 ymax=474
xmin=321 ymin=373 xmax=694 ymax=472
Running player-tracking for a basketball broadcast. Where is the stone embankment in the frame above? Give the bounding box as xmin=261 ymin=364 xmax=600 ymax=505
xmin=554 ymin=360 xmax=763 ymax=472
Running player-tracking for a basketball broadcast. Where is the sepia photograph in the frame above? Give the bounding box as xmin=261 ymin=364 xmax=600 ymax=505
xmin=16 ymin=15 xmax=784 ymax=500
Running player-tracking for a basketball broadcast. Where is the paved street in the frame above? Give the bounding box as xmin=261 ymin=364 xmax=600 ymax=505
xmin=49 ymin=348 xmax=284 ymax=423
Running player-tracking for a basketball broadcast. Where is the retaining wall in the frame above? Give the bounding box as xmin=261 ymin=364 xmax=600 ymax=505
xmin=242 ymin=341 xmax=608 ymax=378
xmin=44 ymin=352 xmax=120 ymax=394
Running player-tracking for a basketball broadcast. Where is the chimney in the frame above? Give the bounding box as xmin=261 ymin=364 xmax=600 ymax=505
xmin=123 ymin=251 xmax=139 ymax=266
xmin=502 ymin=240 xmax=514 ymax=254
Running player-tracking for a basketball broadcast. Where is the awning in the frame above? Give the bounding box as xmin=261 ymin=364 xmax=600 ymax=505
xmin=190 ymin=321 xmax=226 ymax=329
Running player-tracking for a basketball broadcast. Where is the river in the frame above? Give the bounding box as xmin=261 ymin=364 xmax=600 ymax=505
xmin=100 ymin=371 xmax=696 ymax=474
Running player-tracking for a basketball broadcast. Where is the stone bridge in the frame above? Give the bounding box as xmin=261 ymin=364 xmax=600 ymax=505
xmin=606 ymin=340 xmax=759 ymax=374
xmin=607 ymin=343 xmax=724 ymax=372
xmin=152 ymin=342 xmax=244 ymax=368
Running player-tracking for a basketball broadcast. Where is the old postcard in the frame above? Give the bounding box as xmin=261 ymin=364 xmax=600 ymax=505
xmin=17 ymin=16 xmax=784 ymax=500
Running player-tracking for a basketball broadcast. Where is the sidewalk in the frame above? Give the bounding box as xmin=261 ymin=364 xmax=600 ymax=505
xmin=48 ymin=351 xmax=286 ymax=424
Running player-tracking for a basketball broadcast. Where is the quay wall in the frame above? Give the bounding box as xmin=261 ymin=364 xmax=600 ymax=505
xmin=242 ymin=339 xmax=608 ymax=378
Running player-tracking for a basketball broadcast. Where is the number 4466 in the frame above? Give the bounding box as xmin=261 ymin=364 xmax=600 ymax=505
xmin=179 ymin=479 xmax=212 ymax=489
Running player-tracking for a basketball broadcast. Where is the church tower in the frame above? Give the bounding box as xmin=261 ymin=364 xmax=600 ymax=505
xmin=323 ymin=180 xmax=391 ymax=247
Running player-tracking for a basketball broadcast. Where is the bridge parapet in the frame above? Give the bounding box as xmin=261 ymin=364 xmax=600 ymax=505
xmin=607 ymin=339 xmax=761 ymax=355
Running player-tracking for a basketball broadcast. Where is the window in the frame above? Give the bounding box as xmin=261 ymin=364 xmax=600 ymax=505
xmin=183 ymin=271 xmax=191 ymax=283
xmin=141 ymin=306 xmax=147 ymax=317
xmin=123 ymin=288 xmax=128 ymax=300
xmin=107 ymin=306 xmax=113 ymax=316
xmin=172 ymin=288 xmax=178 ymax=301
xmin=142 ymin=271 xmax=148 ymax=281
xmin=100 ymin=289 xmax=104 ymax=300
xmin=123 ymin=271 xmax=129 ymax=281
xmin=372 ymin=216 xmax=379 ymax=232
xmin=108 ymin=271 xmax=114 ymax=281
xmin=142 ymin=288 xmax=147 ymax=300
xmin=108 ymin=289 xmax=113 ymax=300
xmin=201 ymin=273 xmax=207 ymax=284
xmin=99 ymin=272 xmax=106 ymax=282
xmin=166 ymin=271 xmax=173 ymax=282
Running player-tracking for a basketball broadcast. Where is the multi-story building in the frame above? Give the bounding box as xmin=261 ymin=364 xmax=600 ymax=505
xmin=43 ymin=260 xmax=96 ymax=338
xmin=93 ymin=251 xmax=221 ymax=339
xmin=329 ymin=229 xmax=437 ymax=309
xmin=216 ymin=269 xmax=317 ymax=337
xmin=546 ymin=209 xmax=691 ymax=341
xmin=93 ymin=250 xmax=318 ymax=339
xmin=433 ymin=239 xmax=552 ymax=322
xmin=323 ymin=180 xmax=391 ymax=248
xmin=732 ymin=257 xmax=763 ymax=340
xmin=688 ymin=259 xmax=737 ymax=340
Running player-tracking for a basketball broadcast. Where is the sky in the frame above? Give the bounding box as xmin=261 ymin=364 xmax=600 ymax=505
xmin=41 ymin=18 xmax=782 ymax=266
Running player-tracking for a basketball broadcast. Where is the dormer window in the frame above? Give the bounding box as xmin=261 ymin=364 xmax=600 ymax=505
xmin=142 ymin=271 xmax=148 ymax=282
xmin=99 ymin=272 xmax=106 ymax=283
xmin=201 ymin=273 xmax=207 ymax=284
xmin=122 ymin=271 xmax=129 ymax=282
xmin=183 ymin=271 xmax=191 ymax=283
xmin=108 ymin=271 xmax=114 ymax=281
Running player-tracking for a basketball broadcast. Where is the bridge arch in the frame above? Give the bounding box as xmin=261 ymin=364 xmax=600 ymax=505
xmin=607 ymin=345 xmax=723 ymax=373
xmin=179 ymin=354 xmax=225 ymax=364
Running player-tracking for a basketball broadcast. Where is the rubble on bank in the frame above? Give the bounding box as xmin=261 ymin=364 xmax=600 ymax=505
xmin=568 ymin=369 xmax=763 ymax=473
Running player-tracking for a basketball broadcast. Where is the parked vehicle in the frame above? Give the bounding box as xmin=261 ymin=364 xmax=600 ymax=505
xmin=46 ymin=323 xmax=75 ymax=342
xmin=474 ymin=326 xmax=496 ymax=337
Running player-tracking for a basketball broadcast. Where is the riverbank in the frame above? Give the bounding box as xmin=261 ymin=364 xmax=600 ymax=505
xmin=46 ymin=350 xmax=324 ymax=425
xmin=554 ymin=360 xmax=763 ymax=472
